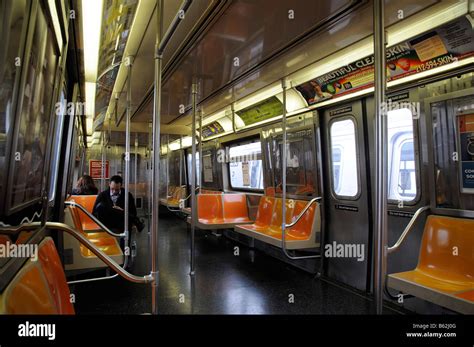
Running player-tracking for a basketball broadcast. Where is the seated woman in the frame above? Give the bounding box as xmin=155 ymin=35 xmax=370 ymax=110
xmin=72 ymin=175 xmax=99 ymax=195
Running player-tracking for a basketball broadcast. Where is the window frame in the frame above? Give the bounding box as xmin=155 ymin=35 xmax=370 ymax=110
xmin=48 ymin=86 xmax=67 ymax=203
xmin=328 ymin=115 xmax=361 ymax=201
xmin=386 ymin=107 xmax=421 ymax=206
xmin=226 ymin=137 xmax=264 ymax=193
xmin=5 ymin=1 xmax=62 ymax=214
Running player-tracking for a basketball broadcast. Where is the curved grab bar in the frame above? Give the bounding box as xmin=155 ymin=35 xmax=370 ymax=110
xmin=387 ymin=206 xmax=430 ymax=254
xmin=0 ymin=222 xmax=151 ymax=284
xmin=180 ymin=186 xmax=201 ymax=203
xmin=65 ymin=201 xmax=125 ymax=238
xmin=285 ymin=197 xmax=322 ymax=228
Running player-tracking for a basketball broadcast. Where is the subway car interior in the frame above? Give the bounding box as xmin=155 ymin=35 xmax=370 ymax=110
xmin=0 ymin=0 xmax=474 ymax=333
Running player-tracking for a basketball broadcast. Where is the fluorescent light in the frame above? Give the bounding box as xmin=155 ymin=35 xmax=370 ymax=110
xmin=288 ymin=1 xmax=468 ymax=88
xmin=201 ymin=109 xmax=228 ymax=127
xmin=234 ymin=82 xmax=282 ymax=112
xmin=181 ymin=136 xmax=192 ymax=148
xmin=82 ymin=0 xmax=103 ymax=133
xmin=85 ymin=82 xmax=96 ymax=134
xmin=86 ymin=117 xmax=93 ymax=136
xmin=387 ymin=2 xmax=467 ymax=46
xmin=274 ymin=89 xmax=307 ymax=112
xmin=168 ymin=141 xmax=181 ymax=151
xmin=288 ymin=38 xmax=373 ymax=87
xmin=82 ymin=0 xmax=103 ymax=81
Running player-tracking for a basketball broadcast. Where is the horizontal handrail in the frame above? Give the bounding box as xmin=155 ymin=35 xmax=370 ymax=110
xmin=0 ymin=222 xmax=151 ymax=284
xmin=68 ymin=273 xmax=119 ymax=285
xmin=387 ymin=206 xmax=430 ymax=254
xmin=65 ymin=201 xmax=125 ymax=238
xmin=285 ymin=197 xmax=322 ymax=228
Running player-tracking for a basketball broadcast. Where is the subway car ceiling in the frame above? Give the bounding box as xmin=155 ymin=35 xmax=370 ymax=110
xmin=90 ymin=0 xmax=472 ymax=145
xmin=1 ymin=0 xmax=474 ymax=325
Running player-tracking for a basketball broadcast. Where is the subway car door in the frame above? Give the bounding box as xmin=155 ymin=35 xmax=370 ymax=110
xmin=366 ymin=90 xmax=428 ymax=290
xmin=320 ymin=100 xmax=371 ymax=292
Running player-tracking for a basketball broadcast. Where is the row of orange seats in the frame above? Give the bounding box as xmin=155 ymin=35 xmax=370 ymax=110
xmin=67 ymin=195 xmax=122 ymax=257
xmin=235 ymin=196 xmax=316 ymax=241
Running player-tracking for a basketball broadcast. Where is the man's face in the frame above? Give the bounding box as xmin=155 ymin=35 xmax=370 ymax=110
xmin=110 ymin=181 xmax=122 ymax=195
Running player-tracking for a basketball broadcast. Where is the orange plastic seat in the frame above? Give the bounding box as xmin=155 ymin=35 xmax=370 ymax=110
xmin=2 ymin=237 xmax=74 ymax=314
xmin=235 ymin=196 xmax=320 ymax=249
xmin=388 ymin=215 xmax=474 ymax=314
xmin=69 ymin=195 xmax=100 ymax=231
xmin=267 ymin=199 xmax=294 ymax=235
xmin=67 ymin=205 xmax=122 ymax=257
xmin=222 ymin=194 xmax=251 ymax=223
xmin=197 ymin=194 xmax=224 ymax=224
xmin=37 ymin=238 xmax=75 ymax=314
xmin=168 ymin=186 xmax=185 ymax=206
xmin=187 ymin=193 xmax=253 ymax=228
xmin=286 ymin=200 xmax=315 ymax=241
xmin=254 ymin=196 xmax=275 ymax=229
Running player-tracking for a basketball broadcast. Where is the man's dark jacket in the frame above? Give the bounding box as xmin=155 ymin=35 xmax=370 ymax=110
xmin=92 ymin=188 xmax=137 ymax=231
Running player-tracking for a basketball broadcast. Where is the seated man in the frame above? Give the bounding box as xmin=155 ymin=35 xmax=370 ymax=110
xmin=93 ymin=175 xmax=137 ymax=249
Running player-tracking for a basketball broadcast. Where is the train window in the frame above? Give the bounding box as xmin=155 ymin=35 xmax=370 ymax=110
xmin=265 ymin=128 xmax=317 ymax=196
xmin=9 ymin=5 xmax=59 ymax=209
xmin=228 ymin=141 xmax=264 ymax=190
xmin=332 ymin=146 xmax=343 ymax=193
xmin=387 ymin=108 xmax=417 ymax=202
xmin=0 ymin=0 xmax=28 ymax=208
xmin=48 ymin=89 xmax=66 ymax=202
xmin=330 ymin=118 xmax=359 ymax=198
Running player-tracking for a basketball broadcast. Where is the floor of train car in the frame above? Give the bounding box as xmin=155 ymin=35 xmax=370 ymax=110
xmin=71 ymin=212 xmax=402 ymax=314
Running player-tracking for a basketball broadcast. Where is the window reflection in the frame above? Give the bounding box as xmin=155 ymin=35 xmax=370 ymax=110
xmin=10 ymin=5 xmax=58 ymax=209
xmin=0 ymin=0 xmax=28 ymax=210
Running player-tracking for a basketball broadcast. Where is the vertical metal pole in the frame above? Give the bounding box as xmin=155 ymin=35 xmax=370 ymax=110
xmin=124 ymin=56 xmax=133 ymax=268
xmin=134 ymin=133 xmax=138 ymax=200
xmin=198 ymin=107 xmax=203 ymax=190
xmin=281 ymin=78 xmax=288 ymax=249
xmin=231 ymin=103 xmax=236 ymax=133
xmin=80 ymin=145 xmax=86 ymax=175
xmin=101 ymin=131 xmax=106 ymax=191
xmin=190 ymin=82 xmax=198 ymax=275
xmin=167 ymin=135 xmax=170 ymax=196
xmin=107 ymin=113 xmax=112 ymax=186
xmin=148 ymin=121 xmax=152 ymax=234
xmin=179 ymin=137 xmax=183 ymax=186
xmin=373 ymin=0 xmax=387 ymax=315
xmin=151 ymin=0 xmax=164 ymax=314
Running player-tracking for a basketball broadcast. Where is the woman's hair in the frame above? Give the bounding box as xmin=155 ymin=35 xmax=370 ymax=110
xmin=76 ymin=175 xmax=97 ymax=192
